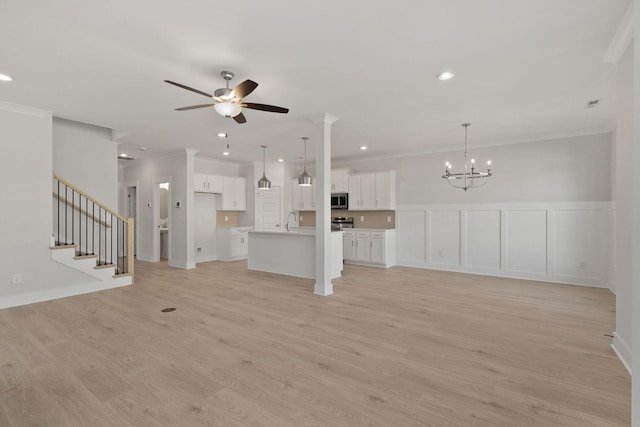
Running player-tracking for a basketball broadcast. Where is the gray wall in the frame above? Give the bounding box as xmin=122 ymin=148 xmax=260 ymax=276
xmin=335 ymin=132 xmax=612 ymax=204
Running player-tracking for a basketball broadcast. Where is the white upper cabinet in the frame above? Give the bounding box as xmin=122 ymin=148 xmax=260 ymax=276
xmin=349 ymin=172 xmax=394 ymax=210
xmin=331 ymin=169 xmax=350 ymax=193
xmin=221 ymin=177 xmax=246 ymax=210
xmin=194 ymin=173 xmax=223 ymax=193
xmin=292 ymin=179 xmax=315 ymax=211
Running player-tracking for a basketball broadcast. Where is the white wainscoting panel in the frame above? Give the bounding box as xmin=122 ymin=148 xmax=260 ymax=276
xmin=396 ymin=202 xmax=612 ymax=287
xmin=429 ymin=210 xmax=461 ymax=266
xmin=505 ymin=210 xmax=547 ymax=274
xmin=396 ymin=211 xmax=426 ymax=264
xmin=551 ymin=209 xmax=608 ymax=281
xmin=465 ymin=210 xmax=501 ymax=270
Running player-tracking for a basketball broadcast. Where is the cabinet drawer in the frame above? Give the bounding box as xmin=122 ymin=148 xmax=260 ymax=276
xmin=343 ymin=230 xmax=356 ymax=237
xmin=370 ymin=231 xmax=385 ymax=238
xmin=356 ymin=231 xmax=371 ymax=238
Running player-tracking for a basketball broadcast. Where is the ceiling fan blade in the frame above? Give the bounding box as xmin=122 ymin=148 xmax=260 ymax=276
xmin=175 ymin=104 xmax=215 ymax=111
xmin=233 ymin=112 xmax=247 ymax=124
xmin=242 ymin=103 xmax=289 ymax=114
xmin=231 ymin=80 xmax=258 ymax=99
xmin=164 ymin=80 xmax=213 ymax=98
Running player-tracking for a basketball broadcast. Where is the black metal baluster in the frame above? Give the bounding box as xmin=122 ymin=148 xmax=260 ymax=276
xmin=71 ymin=189 xmax=75 ymax=246
xmin=78 ymin=195 xmax=81 ymax=254
xmin=57 ymin=180 xmax=60 ymax=246
xmin=92 ymin=202 xmax=95 ymax=255
xmin=85 ymin=197 xmax=88 ymax=256
xmin=124 ymin=220 xmax=128 ymax=273
xmin=98 ymin=207 xmax=102 ymax=265
xmin=110 ymin=213 xmax=113 ymax=266
xmin=64 ymin=185 xmax=68 ymax=244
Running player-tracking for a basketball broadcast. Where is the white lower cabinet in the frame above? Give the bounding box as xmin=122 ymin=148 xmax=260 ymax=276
xmin=217 ymin=227 xmax=251 ymax=261
xmin=342 ymin=229 xmax=396 ymax=268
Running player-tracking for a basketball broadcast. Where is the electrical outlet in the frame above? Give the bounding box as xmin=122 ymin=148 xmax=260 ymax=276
xmin=12 ymin=273 xmax=22 ymax=284
xmin=224 ymin=215 xmax=228 ymax=222
xmin=360 ymin=216 xmax=365 ymax=222
xmin=387 ymin=216 xmax=391 ymax=223
xmin=300 ymin=215 xmax=303 ymax=221
xmin=197 ymin=247 xmax=202 ymax=253
xmin=579 ymin=261 xmax=586 ymax=270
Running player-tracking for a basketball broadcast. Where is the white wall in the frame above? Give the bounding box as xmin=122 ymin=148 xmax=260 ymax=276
xmin=0 ymin=102 xmax=113 ymax=309
xmin=120 ymin=150 xmax=194 ymax=268
xmin=336 ymin=133 xmax=612 ymax=204
xmin=613 ymin=43 xmax=634 ymax=374
xmin=53 ymin=118 xmax=118 ymax=208
xmin=397 ymin=202 xmax=611 ymax=287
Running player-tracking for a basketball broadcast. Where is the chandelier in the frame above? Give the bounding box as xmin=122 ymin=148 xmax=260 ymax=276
xmin=442 ymin=123 xmax=492 ymax=191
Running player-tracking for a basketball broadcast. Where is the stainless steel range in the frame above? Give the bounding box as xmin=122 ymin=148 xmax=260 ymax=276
xmin=331 ymin=216 xmax=354 ymax=231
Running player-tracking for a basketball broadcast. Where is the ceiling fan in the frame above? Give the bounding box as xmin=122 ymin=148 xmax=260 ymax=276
xmin=164 ymin=70 xmax=289 ymax=124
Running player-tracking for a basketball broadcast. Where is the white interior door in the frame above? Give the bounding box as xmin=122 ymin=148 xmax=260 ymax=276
xmin=256 ymin=186 xmax=281 ymax=230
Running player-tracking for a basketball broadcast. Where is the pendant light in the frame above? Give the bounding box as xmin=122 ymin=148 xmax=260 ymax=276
xmin=258 ymin=145 xmax=271 ymax=190
xmin=298 ymin=137 xmax=312 ymax=186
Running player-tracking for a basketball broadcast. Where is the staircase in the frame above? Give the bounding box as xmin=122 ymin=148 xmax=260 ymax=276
xmin=51 ymin=174 xmax=134 ymax=286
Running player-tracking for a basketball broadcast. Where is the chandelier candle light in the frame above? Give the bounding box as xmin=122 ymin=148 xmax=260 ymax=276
xmin=442 ymin=123 xmax=492 ymax=191
xmin=298 ymin=137 xmax=312 ymax=186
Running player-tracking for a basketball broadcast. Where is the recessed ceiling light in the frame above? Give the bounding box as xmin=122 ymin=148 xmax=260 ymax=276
xmin=438 ymin=71 xmax=455 ymax=81
xmin=278 ymin=158 xmax=284 ymax=162
xmin=222 ymin=151 xmax=230 ymax=156
xmin=217 ymin=132 xmax=227 ymax=138
xmin=138 ymin=146 xmax=147 ymax=151
xmin=0 ymin=74 xmax=13 ymax=82
xmin=118 ymin=153 xmax=128 ymax=157
xmin=360 ymin=146 xmax=367 ymax=150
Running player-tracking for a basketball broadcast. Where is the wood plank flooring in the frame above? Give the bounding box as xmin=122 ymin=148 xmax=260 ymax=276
xmin=0 ymin=260 xmax=631 ymax=426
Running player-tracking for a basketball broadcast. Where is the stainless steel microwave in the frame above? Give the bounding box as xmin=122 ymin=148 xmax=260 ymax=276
xmin=331 ymin=193 xmax=348 ymax=209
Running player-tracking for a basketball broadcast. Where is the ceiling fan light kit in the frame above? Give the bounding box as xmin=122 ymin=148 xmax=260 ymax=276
xmin=298 ymin=137 xmax=312 ymax=186
xmin=442 ymin=123 xmax=492 ymax=191
xmin=214 ymin=102 xmax=242 ymax=118
xmin=165 ymin=70 xmax=289 ymax=124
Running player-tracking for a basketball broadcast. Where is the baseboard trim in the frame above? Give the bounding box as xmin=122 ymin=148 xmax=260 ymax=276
xmin=0 ymin=280 xmax=131 ymax=310
xmin=611 ymin=332 xmax=632 ymax=374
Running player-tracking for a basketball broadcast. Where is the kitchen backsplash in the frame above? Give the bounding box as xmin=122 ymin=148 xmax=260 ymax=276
xmin=216 ymin=210 xmax=240 ymax=228
xmin=299 ymin=210 xmax=395 ymax=229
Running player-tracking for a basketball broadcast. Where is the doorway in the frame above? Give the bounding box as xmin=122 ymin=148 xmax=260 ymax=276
xmin=157 ymin=181 xmax=170 ymax=261
xmin=256 ymin=186 xmax=281 ymax=230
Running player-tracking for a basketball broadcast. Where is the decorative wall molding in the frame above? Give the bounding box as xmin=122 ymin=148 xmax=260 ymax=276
xmin=396 ymin=202 xmax=613 ymax=287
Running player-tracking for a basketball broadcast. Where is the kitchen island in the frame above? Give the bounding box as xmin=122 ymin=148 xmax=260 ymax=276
xmin=247 ymin=230 xmax=343 ymax=279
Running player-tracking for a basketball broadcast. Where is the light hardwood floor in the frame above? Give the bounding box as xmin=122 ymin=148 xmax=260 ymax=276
xmin=0 ymin=260 xmax=630 ymax=426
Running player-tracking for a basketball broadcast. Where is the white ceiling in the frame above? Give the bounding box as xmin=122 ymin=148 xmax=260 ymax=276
xmin=0 ymin=0 xmax=630 ymax=166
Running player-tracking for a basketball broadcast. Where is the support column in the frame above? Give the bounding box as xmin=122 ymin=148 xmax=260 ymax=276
xmin=311 ymin=113 xmax=338 ymax=296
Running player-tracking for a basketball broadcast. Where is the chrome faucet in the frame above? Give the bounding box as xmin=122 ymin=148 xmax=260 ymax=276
xmin=286 ymin=211 xmax=297 ymax=231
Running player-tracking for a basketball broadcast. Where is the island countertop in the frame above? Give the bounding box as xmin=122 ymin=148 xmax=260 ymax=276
xmin=247 ymin=230 xmax=343 ymax=279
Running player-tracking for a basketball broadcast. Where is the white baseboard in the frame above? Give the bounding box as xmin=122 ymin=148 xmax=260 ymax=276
xmin=611 ymin=332 xmax=632 ymax=374
xmin=0 ymin=280 xmax=131 ymax=310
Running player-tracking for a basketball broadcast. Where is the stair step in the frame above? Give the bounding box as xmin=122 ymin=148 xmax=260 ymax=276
xmin=51 ymin=244 xmax=77 ymax=250
xmin=113 ymin=273 xmax=133 ymax=280
xmin=74 ymin=254 xmax=98 ymax=260
xmin=94 ymin=263 xmax=115 ymax=270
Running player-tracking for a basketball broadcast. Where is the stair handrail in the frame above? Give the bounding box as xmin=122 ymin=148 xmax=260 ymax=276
xmin=54 ymin=174 xmax=127 ymax=222
xmin=53 ymin=173 xmax=134 ymax=280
